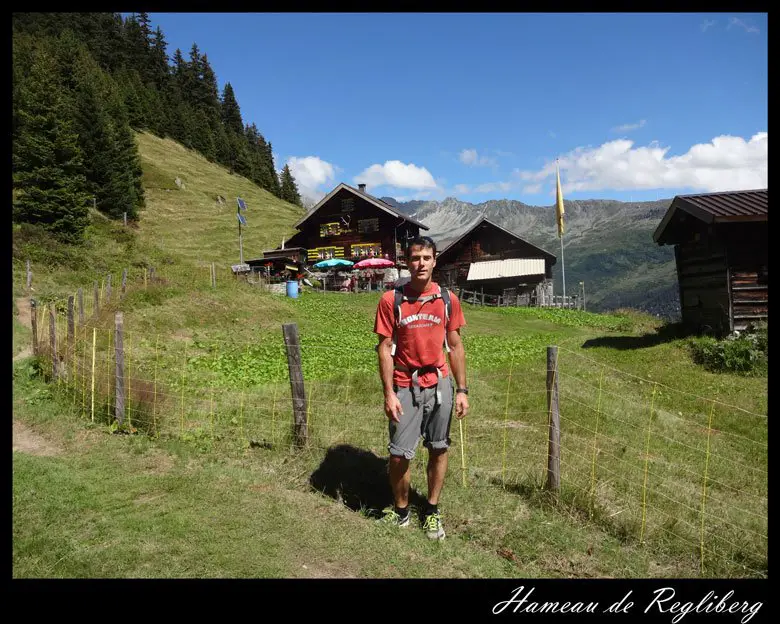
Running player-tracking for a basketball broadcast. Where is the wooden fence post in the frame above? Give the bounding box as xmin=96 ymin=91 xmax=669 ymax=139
xmin=26 ymin=260 xmax=32 ymax=292
xmin=78 ymin=288 xmax=84 ymax=325
xmin=115 ymin=312 xmax=125 ymax=425
xmin=546 ymin=346 xmax=561 ymax=492
xmin=30 ymin=299 xmax=38 ymax=356
xmin=93 ymin=281 xmax=99 ymax=317
xmin=106 ymin=274 xmax=112 ymax=303
xmin=121 ymin=269 xmax=128 ymax=299
xmin=150 ymin=267 xmax=156 ymax=283
xmin=211 ymin=262 xmax=216 ymax=288
xmin=49 ymin=307 xmax=57 ymax=380
xmin=67 ymin=295 xmax=75 ymax=359
xmin=282 ymin=323 xmax=308 ymax=447
xmin=123 ymin=212 xmax=127 ymax=227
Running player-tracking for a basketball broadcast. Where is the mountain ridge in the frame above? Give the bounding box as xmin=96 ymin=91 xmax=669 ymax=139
xmin=380 ymin=195 xmax=679 ymax=319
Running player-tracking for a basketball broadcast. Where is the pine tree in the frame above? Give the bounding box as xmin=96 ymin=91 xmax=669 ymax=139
xmin=265 ymin=141 xmax=282 ymax=197
xmin=213 ymin=122 xmax=232 ymax=168
xmin=190 ymin=108 xmax=217 ymax=161
xmin=13 ymin=45 xmax=90 ymax=242
xmin=70 ymin=47 xmax=142 ymax=220
xmin=150 ymin=26 xmax=170 ymax=91
xmin=220 ymin=82 xmax=244 ymax=135
xmin=117 ymin=68 xmax=150 ymax=130
xmin=280 ymin=164 xmax=303 ymax=207
xmin=103 ymin=79 xmax=145 ymax=217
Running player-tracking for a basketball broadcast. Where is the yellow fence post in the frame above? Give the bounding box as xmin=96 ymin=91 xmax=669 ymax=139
xmin=180 ymin=344 xmax=187 ymax=436
xmin=90 ymin=327 xmax=97 ymax=423
xmin=589 ymin=367 xmax=605 ymax=518
xmin=699 ymin=400 xmax=716 ymax=576
xmin=502 ymin=359 xmax=514 ymax=488
xmin=153 ymin=335 xmax=159 ymax=437
xmin=640 ymin=382 xmax=658 ymax=544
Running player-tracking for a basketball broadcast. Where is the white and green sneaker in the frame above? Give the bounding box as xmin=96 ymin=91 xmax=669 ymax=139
xmin=378 ymin=506 xmax=410 ymax=527
xmin=422 ymin=511 xmax=445 ymax=541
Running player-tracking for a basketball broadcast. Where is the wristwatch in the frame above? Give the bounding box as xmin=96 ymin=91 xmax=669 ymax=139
xmin=456 ymin=387 xmax=469 ymax=395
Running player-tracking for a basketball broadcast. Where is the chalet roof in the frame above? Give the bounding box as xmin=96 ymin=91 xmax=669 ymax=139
xmin=466 ymin=258 xmax=546 ymax=281
xmin=438 ymin=217 xmax=556 ymax=261
xmin=293 ymin=183 xmax=429 ymax=231
xmin=653 ymin=189 xmax=767 ymax=245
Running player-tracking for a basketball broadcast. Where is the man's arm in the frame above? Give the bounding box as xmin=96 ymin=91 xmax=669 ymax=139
xmin=377 ymin=335 xmax=403 ymax=422
xmin=447 ymin=328 xmax=469 ymax=419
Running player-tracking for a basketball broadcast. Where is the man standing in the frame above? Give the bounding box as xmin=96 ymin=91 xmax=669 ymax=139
xmin=374 ymin=236 xmax=469 ymax=540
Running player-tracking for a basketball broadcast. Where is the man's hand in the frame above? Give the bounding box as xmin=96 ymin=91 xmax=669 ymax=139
xmin=384 ymin=394 xmax=404 ymax=423
xmin=455 ymin=393 xmax=469 ymax=419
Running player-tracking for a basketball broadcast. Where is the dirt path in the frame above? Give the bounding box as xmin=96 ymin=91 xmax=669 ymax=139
xmin=16 ymin=296 xmax=32 ymax=329
xmin=13 ymin=421 xmax=62 ymax=457
xmin=13 ymin=296 xmax=58 ymax=456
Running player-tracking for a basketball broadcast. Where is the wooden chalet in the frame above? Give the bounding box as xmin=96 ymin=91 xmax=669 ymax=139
xmin=263 ymin=183 xmax=429 ymax=266
xmin=433 ymin=217 xmax=557 ymax=304
xmin=653 ymin=189 xmax=767 ymax=335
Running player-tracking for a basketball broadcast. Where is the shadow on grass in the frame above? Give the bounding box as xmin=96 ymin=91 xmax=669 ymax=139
xmin=582 ymin=322 xmax=695 ymax=351
xmin=309 ymin=444 xmax=426 ymax=519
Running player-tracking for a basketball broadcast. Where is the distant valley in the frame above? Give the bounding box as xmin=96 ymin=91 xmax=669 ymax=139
xmin=380 ymin=195 xmax=680 ymax=319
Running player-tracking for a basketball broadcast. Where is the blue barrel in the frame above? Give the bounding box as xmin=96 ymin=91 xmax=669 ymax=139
xmin=286 ymin=280 xmax=299 ymax=298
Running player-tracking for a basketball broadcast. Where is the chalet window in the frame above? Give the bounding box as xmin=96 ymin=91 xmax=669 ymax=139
xmin=351 ymin=242 xmax=381 ymax=258
xmin=319 ymin=222 xmax=342 ymax=237
xmin=341 ymin=198 xmax=354 ymax=212
xmin=316 ymin=247 xmax=338 ymax=260
xmin=358 ymin=218 xmax=379 ymax=234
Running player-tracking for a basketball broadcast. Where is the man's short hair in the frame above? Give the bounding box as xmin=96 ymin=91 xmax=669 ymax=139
xmin=406 ymin=235 xmax=437 ymax=257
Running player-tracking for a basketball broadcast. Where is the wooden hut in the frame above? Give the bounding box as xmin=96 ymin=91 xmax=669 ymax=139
xmin=264 ymin=183 xmax=429 ymax=267
xmin=652 ymin=189 xmax=767 ymax=334
xmin=433 ymin=217 xmax=557 ymax=304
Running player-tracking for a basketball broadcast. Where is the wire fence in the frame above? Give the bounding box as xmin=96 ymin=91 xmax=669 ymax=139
xmin=17 ymin=260 xmax=768 ymax=578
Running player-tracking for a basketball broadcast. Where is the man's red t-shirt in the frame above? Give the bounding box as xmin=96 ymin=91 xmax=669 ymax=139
xmin=374 ymin=282 xmax=465 ymax=388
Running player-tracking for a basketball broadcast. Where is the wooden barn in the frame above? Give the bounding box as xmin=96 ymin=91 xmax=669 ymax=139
xmin=263 ymin=183 xmax=429 ymax=266
xmin=652 ymin=189 xmax=767 ymax=335
xmin=433 ymin=217 xmax=557 ymax=304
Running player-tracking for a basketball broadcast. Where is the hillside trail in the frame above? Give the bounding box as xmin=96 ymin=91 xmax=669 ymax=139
xmin=13 ymin=296 xmax=59 ymax=456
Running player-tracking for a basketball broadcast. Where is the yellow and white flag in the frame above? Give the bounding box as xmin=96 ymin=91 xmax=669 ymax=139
xmin=555 ymin=163 xmax=565 ymax=238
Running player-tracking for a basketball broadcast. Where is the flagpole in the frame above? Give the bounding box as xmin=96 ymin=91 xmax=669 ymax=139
xmin=560 ymin=233 xmax=566 ymax=305
xmin=555 ymin=159 xmax=566 ymax=307
xmin=239 ymin=221 xmax=244 ymax=264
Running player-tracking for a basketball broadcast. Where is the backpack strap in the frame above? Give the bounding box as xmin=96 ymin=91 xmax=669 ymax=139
xmin=390 ymin=287 xmax=404 ymax=356
xmin=440 ymin=287 xmax=452 ymax=353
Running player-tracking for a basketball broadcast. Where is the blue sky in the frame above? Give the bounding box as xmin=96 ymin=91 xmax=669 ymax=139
xmin=145 ymin=12 xmax=767 ymax=206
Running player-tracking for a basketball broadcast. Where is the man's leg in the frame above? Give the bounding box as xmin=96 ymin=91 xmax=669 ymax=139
xmin=420 ymin=379 xmax=452 ymax=540
xmin=426 ymin=448 xmax=448 ymax=505
xmin=389 ymin=455 xmax=411 ymax=508
xmin=381 ymin=385 xmax=419 ymax=525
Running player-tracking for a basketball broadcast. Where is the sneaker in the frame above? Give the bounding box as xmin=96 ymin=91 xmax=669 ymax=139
xmin=378 ymin=506 xmax=410 ymax=527
xmin=422 ymin=511 xmax=446 ymax=541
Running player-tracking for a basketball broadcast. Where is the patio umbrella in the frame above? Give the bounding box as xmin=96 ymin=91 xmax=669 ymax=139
xmin=313 ymin=258 xmax=354 ymax=269
xmin=353 ymin=257 xmax=394 ymax=269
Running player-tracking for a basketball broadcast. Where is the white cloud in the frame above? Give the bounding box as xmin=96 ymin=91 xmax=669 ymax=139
xmin=701 ymin=19 xmax=716 ymax=32
xmin=611 ymin=119 xmax=647 ymax=133
xmin=355 ymin=161 xmax=438 ymax=191
xmin=514 ymin=132 xmax=767 ymax=194
xmin=454 ymin=184 xmax=471 ymax=195
xmin=458 ymin=148 xmax=497 ymax=167
xmin=728 ymin=17 xmax=760 ymax=34
xmin=286 ymin=155 xmax=338 ymax=204
xmin=523 ymin=184 xmax=542 ymax=195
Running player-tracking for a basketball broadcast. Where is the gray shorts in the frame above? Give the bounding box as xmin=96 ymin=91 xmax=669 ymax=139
xmin=388 ymin=375 xmax=453 ymax=460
